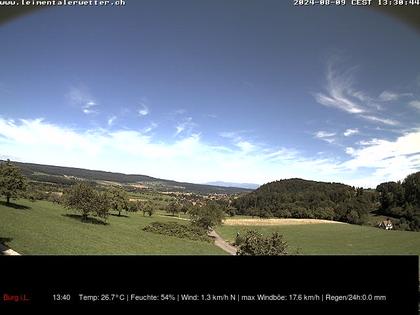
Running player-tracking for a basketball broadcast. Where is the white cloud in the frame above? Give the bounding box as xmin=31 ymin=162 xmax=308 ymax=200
xmin=314 ymin=64 xmax=365 ymax=114
xmin=315 ymin=131 xmax=336 ymax=138
xmin=357 ymin=138 xmax=383 ymax=146
xmin=314 ymin=131 xmax=336 ymax=143
xmin=175 ymin=125 xmax=185 ymax=135
xmin=409 ymin=100 xmax=420 ymax=110
xmin=1 ymin=118 xmax=419 ymax=188
xmin=137 ymin=103 xmax=149 ymax=116
xmin=0 ymin=117 xmax=343 ymax=185
xmin=219 ymin=131 xmax=238 ymax=139
xmin=314 ymin=60 xmax=406 ymax=127
xmin=107 ymin=116 xmax=117 ymax=126
xmin=343 ymin=128 xmax=359 ymax=137
xmin=67 ymin=87 xmax=98 ymax=115
xmin=143 ymin=122 xmax=158 ymax=133
xmin=359 ymin=115 xmax=399 ymax=126
xmin=379 ymin=91 xmax=399 ymax=102
xmin=340 ymin=129 xmax=420 ymax=185
xmin=174 ymin=117 xmax=195 ymax=136
xmin=236 ymin=141 xmax=255 ymax=153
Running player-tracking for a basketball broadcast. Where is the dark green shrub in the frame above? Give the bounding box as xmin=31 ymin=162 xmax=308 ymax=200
xmin=236 ymin=230 xmax=288 ymax=256
xmin=143 ymin=222 xmax=211 ymax=242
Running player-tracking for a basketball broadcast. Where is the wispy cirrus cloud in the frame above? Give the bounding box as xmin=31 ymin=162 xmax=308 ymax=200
xmin=137 ymin=103 xmax=149 ymax=116
xmin=143 ymin=122 xmax=158 ymax=133
xmin=314 ymin=60 xmax=401 ymax=126
xmin=343 ymin=128 xmax=359 ymax=137
xmin=107 ymin=116 xmax=117 ymax=126
xmin=409 ymin=100 xmax=420 ymax=110
xmin=314 ymin=64 xmax=365 ymax=114
xmin=174 ymin=117 xmax=196 ymax=136
xmin=357 ymin=138 xmax=383 ymax=146
xmin=359 ymin=115 xmax=399 ymax=126
xmin=379 ymin=91 xmax=399 ymax=102
xmin=219 ymin=130 xmax=259 ymax=152
xmin=314 ymin=131 xmax=336 ymax=143
xmin=379 ymin=90 xmax=413 ymax=102
xmin=66 ymin=86 xmax=98 ymax=115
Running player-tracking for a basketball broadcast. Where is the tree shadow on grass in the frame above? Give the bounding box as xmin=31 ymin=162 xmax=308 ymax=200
xmin=0 ymin=237 xmax=13 ymax=255
xmin=0 ymin=237 xmax=13 ymax=245
xmin=62 ymin=214 xmax=109 ymax=225
xmin=110 ymin=213 xmax=129 ymax=218
xmin=0 ymin=201 xmax=31 ymax=210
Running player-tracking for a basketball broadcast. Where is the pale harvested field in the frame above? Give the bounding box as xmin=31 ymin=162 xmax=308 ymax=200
xmin=130 ymin=183 xmax=147 ymax=189
xmin=223 ymin=218 xmax=346 ymax=226
xmin=129 ymin=198 xmax=148 ymax=202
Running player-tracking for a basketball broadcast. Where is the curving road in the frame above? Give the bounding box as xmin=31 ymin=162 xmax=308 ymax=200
xmin=209 ymin=230 xmax=237 ymax=255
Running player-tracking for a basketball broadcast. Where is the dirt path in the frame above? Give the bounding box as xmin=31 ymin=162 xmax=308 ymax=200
xmin=0 ymin=243 xmax=20 ymax=256
xmin=153 ymin=215 xmax=237 ymax=254
xmin=209 ymin=230 xmax=237 ymax=255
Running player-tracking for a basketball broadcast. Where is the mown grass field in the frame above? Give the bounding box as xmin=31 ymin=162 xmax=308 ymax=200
xmin=0 ymin=199 xmax=225 ymax=255
xmin=216 ymin=222 xmax=420 ymax=255
xmin=2 ymin=198 xmax=420 ymax=256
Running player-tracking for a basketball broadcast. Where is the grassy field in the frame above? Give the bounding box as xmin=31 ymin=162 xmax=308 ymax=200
xmin=2 ymin=198 xmax=420 ymax=256
xmin=0 ymin=199 xmax=225 ymax=255
xmin=216 ymin=222 xmax=420 ymax=255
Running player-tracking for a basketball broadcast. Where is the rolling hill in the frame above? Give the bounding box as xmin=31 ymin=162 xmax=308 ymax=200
xmin=8 ymin=161 xmax=252 ymax=194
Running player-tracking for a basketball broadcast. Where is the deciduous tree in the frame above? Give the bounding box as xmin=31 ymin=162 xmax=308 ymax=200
xmin=189 ymin=201 xmax=225 ymax=230
xmin=108 ymin=187 xmax=129 ymax=216
xmin=0 ymin=159 xmax=27 ymax=204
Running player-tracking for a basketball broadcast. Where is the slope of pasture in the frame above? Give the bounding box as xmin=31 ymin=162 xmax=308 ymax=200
xmin=0 ymin=199 xmax=225 ymax=255
xmin=216 ymin=222 xmax=420 ymax=255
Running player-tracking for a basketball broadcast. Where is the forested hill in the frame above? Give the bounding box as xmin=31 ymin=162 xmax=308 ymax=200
xmin=7 ymin=161 xmax=251 ymax=194
xmin=256 ymin=178 xmax=351 ymax=195
xmin=233 ymin=178 xmax=377 ymax=224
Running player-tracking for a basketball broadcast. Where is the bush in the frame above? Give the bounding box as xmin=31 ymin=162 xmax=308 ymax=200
xmin=128 ymin=201 xmax=141 ymax=212
xmin=236 ymin=230 xmax=288 ymax=256
xmin=143 ymin=202 xmax=155 ymax=217
xmin=234 ymin=232 xmax=245 ymax=246
xmin=143 ymin=222 xmax=211 ymax=242
xmin=166 ymin=201 xmax=181 ymax=216
xmin=225 ymin=205 xmax=237 ymax=217
xmin=395 ymin=218 xmax=410 ymax=231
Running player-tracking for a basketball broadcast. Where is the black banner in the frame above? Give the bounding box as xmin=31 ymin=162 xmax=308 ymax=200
xmin=0 ymin=255 xmax=418 ymax=312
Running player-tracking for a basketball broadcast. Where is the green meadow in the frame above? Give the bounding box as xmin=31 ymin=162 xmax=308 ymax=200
xmin=2 ymin=199 xmax=420 ymax=256
xmin=0 ymin=199 xmax=224 ymax=255
xmin=216 ymin=223 xmax=420 ymax=255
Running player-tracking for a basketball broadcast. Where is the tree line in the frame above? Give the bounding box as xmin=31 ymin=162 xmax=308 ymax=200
xmin=376 ymin=172 xmax=420 ymax=231
xmin=232 ymin=178 xmax=376 ymax=225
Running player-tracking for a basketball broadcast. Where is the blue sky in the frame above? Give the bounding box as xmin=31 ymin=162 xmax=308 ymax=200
xmin=1 ymin=1 xmax=420 ymax=188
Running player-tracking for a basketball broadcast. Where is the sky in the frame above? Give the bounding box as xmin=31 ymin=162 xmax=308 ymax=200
xmin=1 ymin=1 xmax=420 ymax=188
